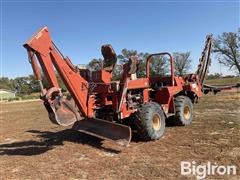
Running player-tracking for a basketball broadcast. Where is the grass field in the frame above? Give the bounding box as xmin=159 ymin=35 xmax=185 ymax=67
xmin=205 ymin=77 xmax=240 ymax=85
xmin=0 ymin=91 xmax=239 ymax=179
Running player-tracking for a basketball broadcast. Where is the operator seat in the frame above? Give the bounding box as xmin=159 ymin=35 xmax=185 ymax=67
xmin=101 ymin=44 xmax=117 ymax=73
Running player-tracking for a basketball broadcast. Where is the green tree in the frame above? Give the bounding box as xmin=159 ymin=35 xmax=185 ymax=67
xmin=117 ymin=49 xmax=138 ymax=64
xmin=173 ymin=52 xmax=191 ymax=76
xmin=28 ymin=74 xmax=41 ymax=92
xmin=213 ymin=30 xmax=240 ymax=75
xmin=0 ymin=77 xmax=13 ymax=89
xmin=14 ymin=76 xmax=32 ymax=94
xmin=149 ymin=55 xmax=169 ymax=76
xmin=117 ymin=49 xmax=150 ymax=78
xmin=88 ymin=58 xmax=103 ymax=71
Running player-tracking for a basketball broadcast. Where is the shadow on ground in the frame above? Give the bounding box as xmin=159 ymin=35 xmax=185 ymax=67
xmin=0 ymin=116 xmax=179 ymax=156
xmin=0 ymin=129 xmax=122 ymax=156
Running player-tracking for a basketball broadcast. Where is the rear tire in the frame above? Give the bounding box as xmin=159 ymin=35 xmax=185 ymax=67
xmin=134 ymin=102 xmax=166 ymax=141
xmin=174 ymin=96 xmax=193 ymax=126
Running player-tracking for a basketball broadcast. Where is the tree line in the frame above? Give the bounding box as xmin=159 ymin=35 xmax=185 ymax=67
xmin=88 ymin=30 xmax=239 ymax=77
xmin=89 ymin=30 xmax=239 ymax=76
xmin=1 ymin=30 xmax=239 ymax=94
xmin=88 ymin=49 xmax=192 ymax=78
xmin=0 ymin=74 xmax=65 ymax=95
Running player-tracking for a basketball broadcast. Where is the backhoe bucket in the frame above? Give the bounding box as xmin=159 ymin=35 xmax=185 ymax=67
xmin=72 ymin=118 xmax=132 ymax=147
xmin=44 ymin=95 xmax=81 ymax=127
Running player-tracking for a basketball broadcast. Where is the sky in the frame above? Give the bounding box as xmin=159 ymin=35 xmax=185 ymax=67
xmin=1 ymin=0 xmax=239 ymax=78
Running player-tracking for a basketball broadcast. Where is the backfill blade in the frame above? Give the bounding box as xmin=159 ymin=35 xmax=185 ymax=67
xmin=72 ymin=118 xmax=132 ymax=147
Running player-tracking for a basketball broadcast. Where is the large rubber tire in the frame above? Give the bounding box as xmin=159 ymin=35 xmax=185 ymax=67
xmin=134 ymin=102 xmax=166 ymax=141
xmin=174 ymin=96 xmax=193 ymax=126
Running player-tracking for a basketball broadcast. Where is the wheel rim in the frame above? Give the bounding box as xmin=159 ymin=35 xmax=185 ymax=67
xmin=152 ymin=113 xmax=161 ymax=131
xmin=183 ymin=105 xmax=191 ymax=120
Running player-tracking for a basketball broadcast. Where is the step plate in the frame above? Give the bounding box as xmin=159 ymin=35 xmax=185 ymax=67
xmin=72 ymin=118 xmax=132 ymax=147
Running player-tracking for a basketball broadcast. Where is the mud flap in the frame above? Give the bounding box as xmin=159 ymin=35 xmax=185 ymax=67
xmin=72 ymin=118 xmax=132 ymax=147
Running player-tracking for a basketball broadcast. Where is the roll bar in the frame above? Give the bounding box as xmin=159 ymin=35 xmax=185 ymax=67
xmin=146 ymin=52 xmax=175 ymax=86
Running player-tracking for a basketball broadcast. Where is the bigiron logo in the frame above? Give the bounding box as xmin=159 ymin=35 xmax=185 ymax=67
xmin=180 ymin=161 xmax=237 ymax=179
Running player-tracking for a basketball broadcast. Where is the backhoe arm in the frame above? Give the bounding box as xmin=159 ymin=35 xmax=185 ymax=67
xmin=24 ymin=27 xmax=88 ymax=125
xmin=23 ymin=27 xmax=132 ymax=146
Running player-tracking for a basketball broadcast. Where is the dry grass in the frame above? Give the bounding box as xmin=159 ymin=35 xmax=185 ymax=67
xmin=0 ymin=92 xmax=239 ymax=179
xmin=205 ymin=77 xmax=240 ymax=85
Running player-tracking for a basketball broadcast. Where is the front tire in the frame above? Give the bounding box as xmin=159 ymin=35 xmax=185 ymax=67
xmin=174 ymin=96 xmax=193 ymax=126
xmin=134 ymin=102 xmax=166 ymax=141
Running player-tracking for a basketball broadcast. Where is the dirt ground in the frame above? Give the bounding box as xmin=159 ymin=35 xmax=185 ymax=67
xmin=0 ymin=91 xmax=239 ymax=179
